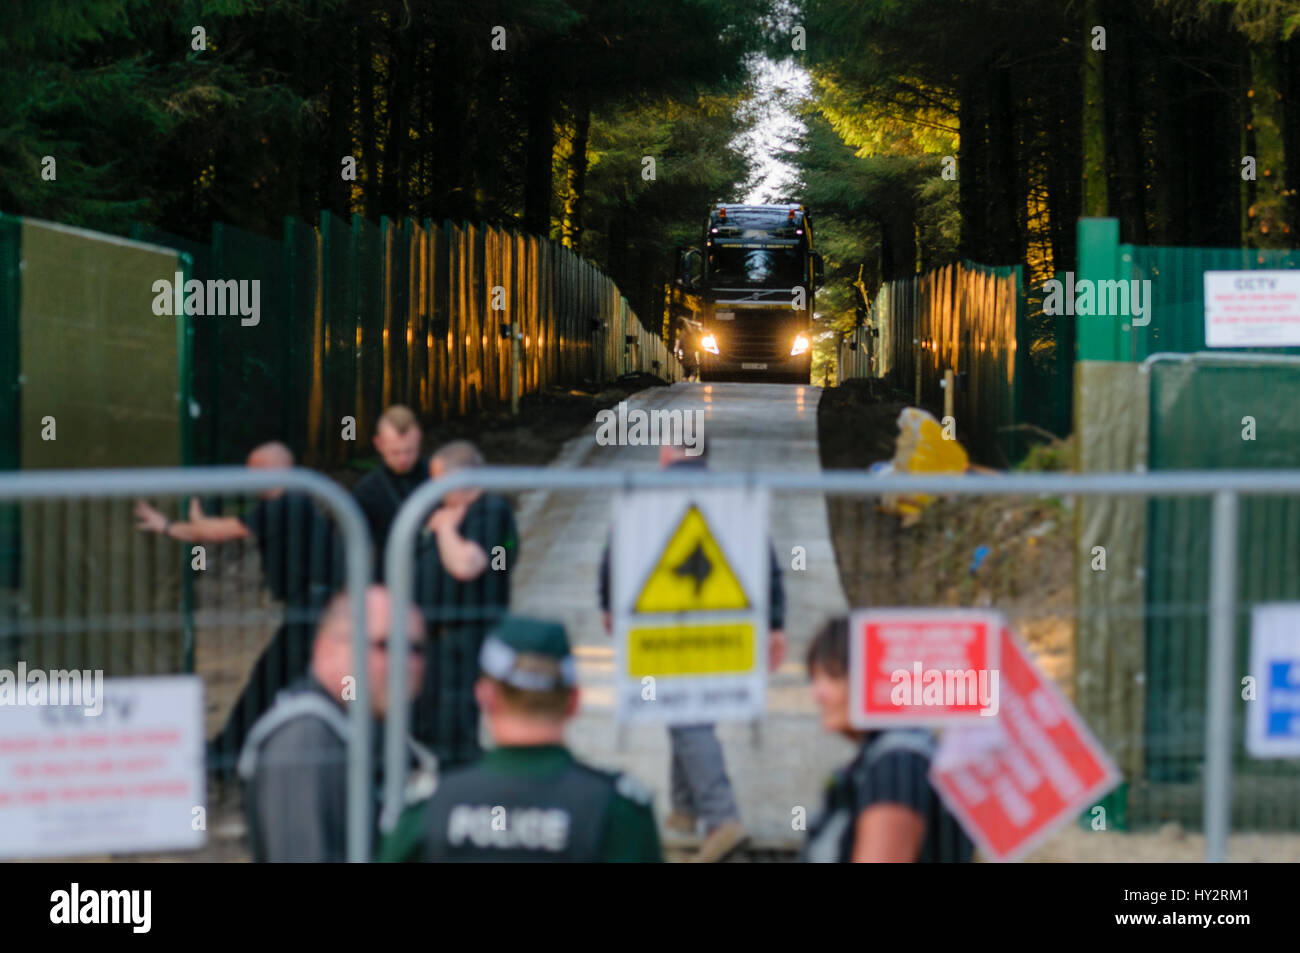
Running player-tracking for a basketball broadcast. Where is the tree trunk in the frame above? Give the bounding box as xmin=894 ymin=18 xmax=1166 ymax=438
xmin=562 ymin=99 xmax=591 ymax=249
xmin=985 ymin=67 xmax=1019 ymax=265
xmin=958 ymin=72 xmax=987 ymax=260
xmin=380 ymin=18 xmax=416 ymax=217
xmin=1081 ymin=0 xmax=1108 ymax=217
xmin=357 ymin=21 xmax=378 ymax=220
xmin=523 ymin=51 xmax=555 ymax=236
xmin=1248 ymin=44 xmax=1288 ymax=247
xmin=1103 ymin=6 xmax=1148 ymax=244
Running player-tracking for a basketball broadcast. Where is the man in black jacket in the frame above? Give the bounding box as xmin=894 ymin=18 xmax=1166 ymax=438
xmin=353 ymin=405 xmax=428 ymax=580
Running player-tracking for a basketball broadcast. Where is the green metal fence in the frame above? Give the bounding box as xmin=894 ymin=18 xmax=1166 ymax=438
xmin=1074 ymin=219 xmax=1300 ymax=828
xmin=125 ymin=213 xmax=680 ymax=468
xmin=839 ymin=261 xmax=1029 ymax=465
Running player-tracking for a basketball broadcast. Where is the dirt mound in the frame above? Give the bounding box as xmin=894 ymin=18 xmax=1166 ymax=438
xmin=816 ymin=379 xmax=1075 ymax=690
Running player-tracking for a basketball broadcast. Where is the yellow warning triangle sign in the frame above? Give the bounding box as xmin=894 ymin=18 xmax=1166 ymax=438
xmin=635 ymin=503 xmax=750 ymax=613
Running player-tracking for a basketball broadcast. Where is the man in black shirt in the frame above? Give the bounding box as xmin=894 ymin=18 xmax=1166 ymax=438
xmin=412 ymin=440 xmax=519 ymax=767
xmin=802 ymin=616 xmax=974 ymax=863
xmin=134 ymin=441 xmax=344 ymax=770
xmin=352 ymin=405 xmax=428 ymax=579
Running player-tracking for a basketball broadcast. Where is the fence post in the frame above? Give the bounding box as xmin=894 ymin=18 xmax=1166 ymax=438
xmin=1205 ymin=489 xmax=1238 ymax=863
xmin=511 ymin=320 xmax=521 ymax=415
xmin=1076 ymin=218 xmax=1121 ymax=361
xmin=914 ymin=337 xmax=922 ymax=405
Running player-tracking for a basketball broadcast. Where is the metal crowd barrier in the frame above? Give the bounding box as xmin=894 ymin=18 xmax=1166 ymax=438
xmin=0 ymin=468 xmax=373 ymax=862
xmin=382 ymin=466 xmax=1300 ymax=863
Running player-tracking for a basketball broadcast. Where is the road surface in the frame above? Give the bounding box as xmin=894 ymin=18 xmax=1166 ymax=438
xmin=510 ymin=382 xmax=856 ymax=844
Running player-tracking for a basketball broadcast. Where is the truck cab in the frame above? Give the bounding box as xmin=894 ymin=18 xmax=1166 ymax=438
xmin=671 ymin=204 xmax=823 ymax=384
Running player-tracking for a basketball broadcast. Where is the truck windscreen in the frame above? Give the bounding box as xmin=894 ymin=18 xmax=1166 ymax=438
xmin=707 ymin=245 xmax=803 ymax=288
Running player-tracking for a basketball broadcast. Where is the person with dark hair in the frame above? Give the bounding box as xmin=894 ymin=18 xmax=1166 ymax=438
xmin=802 ymin=616 xmax=974 ymax=863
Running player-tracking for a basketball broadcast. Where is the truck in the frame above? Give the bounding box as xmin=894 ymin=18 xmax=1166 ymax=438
xmin=669 ymin=204 xmax=823 ymax=384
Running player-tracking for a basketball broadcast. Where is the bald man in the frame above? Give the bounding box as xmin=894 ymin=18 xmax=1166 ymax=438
xmin=135 ymin=441 xmax=345 ymax=770
xmin=238 ymin=586 xmax=433 ymax=862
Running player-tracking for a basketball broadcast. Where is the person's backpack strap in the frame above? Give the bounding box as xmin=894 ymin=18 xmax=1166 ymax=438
xmin=236 ymin=692 xmax=351 ymax=781
xmin=863 ymin=729 xmax=937 ymax=771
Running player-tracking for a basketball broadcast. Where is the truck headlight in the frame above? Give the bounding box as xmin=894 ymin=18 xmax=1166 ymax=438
xmin=790 ymin=333 xmax=810 ymax=356
xmin=702 ymin=333 xmax=720 ymax=354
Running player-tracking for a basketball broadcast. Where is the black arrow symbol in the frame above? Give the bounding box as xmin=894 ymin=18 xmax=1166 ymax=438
xmin=672 ymin=540 xmax=713 ymax=594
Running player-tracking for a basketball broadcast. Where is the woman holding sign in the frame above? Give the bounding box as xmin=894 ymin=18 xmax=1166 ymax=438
xmin=801 ymin=617 xmax=973 ymax=863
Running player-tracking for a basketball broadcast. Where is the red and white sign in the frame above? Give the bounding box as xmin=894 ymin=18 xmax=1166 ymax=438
xmin=929 ymin=628 xmax=1120 ymax=862
xmin=848 ymin=609 xmax=1002 ymax=727
xmin=0 ymin=676 xmax=205 ymax=858
xmin=1205 ymin=270 xmax=1300 ymax=347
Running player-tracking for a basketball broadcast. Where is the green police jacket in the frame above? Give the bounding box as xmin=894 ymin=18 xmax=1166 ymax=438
xmin=379 ymin=745 xmax=662 ymax=863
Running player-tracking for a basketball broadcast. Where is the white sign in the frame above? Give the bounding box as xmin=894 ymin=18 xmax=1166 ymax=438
xmin=0 ymin=676 xmax=206 ymax=858
xmin=1248 ymin=604 xmax=1300 ymax=758
xmin=1205 ymin=270 xmax=1300 ymax=347
xmin=611 ymin=487 xmax=769 ymax=724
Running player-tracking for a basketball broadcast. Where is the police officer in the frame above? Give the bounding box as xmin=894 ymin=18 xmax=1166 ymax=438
xmin=381 ymin=615 xmax=662 ymax=862
xmin=802 ymin=616 xmax=974 ymax=863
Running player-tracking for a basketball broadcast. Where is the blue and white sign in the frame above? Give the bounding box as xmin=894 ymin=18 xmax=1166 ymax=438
xmin=1248 ymin=604 xmax=1300 ymax=758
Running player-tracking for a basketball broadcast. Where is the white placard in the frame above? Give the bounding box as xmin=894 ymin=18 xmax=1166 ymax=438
xmin=1205 ymin=270 xmax=1300 ymax=347
xmin=1248 ymin=604 xmax=1300 ymax=758
xmin=0 ymin=675 xmax=206 ymax=858
xmin=611 ymin=487 xmax=769 ymax=724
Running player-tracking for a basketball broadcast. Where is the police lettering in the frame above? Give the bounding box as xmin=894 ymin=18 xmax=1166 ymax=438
xmin=447 ymin=805 xmax=571 ymax=851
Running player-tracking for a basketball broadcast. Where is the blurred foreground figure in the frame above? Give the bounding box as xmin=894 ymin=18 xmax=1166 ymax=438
xmin=354 ymin=405 xmax=428 ymax=579
xmin=598 ymin=441 xmax=786 ymax=862
xmin=382 ymin=616 xmax=661 ymax=862
xmin=134 ymin=441 xmax=344 ymax=768
xmin=802 ymin=617 xmax=973 ymax=863
xmin=238 ymin=586 xmax=434 ymax=862
xmin=412 ymin=440 xmax=518 ymax=767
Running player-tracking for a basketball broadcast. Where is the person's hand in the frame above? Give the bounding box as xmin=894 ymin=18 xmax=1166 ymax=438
xmin=188 ymin=497 xmax=206 ymax=522
xmin=428 ymin=503 xmax=467 ymax=535
xmin=601 ymin=612 xmax=612 ymax=636
xmin=768 ymin=630 xmax=787 ymax=673
xmin=134 ymin=500 xmax=168 ymax=534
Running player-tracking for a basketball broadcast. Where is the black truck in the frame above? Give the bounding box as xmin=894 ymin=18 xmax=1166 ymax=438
xmin=670 ymin=203 xmax=823 ymax=383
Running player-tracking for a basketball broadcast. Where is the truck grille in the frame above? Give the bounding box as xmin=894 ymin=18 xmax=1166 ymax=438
xmin=712 ymin=314 xmax=802 ymax=362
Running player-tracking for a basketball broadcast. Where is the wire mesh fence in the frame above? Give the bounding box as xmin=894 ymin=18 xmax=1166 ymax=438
xmin=0 ymin=468 xmax=374 ymax=862
xmin=4 ymin=466 xmax=1300 ymax=862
